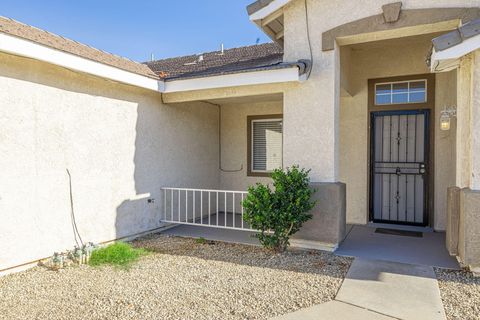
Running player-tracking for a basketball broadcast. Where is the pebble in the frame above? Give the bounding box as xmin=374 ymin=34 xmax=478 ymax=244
xmin=435 ymin=268 xmax=480 ymax=320
xmin=0 ymin=234 xmax=352 ymax=320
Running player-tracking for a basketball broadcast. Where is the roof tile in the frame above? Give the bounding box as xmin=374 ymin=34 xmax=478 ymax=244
xmin=145 ymin=43 xmax=284 ymax=80
xmin=0 ymin=16 xmax=158 ymax=79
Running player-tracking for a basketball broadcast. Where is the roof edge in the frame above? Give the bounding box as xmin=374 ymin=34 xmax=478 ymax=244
xmin=430 ymin=18 xmax=480 ymax=72
xmin=247 ymin=0 xmax=275 ymax=15
xmin=0 ymin=32 xmax=163 ymax=91
xmin=432 ymin=18 xmax=480 ymax=52
xmin=163 ymin=59 xmax=306 ymax=82
xmin=247 ymin=0 xmax=293 ymax=21
xmin=0 ymin=16 xmax=158 ymax=79
xmin=163 ymin=61 xmax=308 ymax=93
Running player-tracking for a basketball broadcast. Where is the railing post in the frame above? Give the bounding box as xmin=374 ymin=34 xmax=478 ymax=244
xmin=233 ymin=192 xmax=235 ymax=228
xmin=241 ymin=193 xmax=244 ymax=229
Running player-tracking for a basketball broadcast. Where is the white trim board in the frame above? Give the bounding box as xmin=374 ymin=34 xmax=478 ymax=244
xmin=249 ymin=0 xmax=293 ymax=21
xmin=0 ymin=32 xmax=303 ymax=94
xmin=0 ymin=32 xmax=164 ymax=92
xmin=163 ymin=67 xmax=302 ymax=93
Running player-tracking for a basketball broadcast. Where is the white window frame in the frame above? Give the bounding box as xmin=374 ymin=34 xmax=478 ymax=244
xmin=250 ymin=117 xmax=283 ymax=174
xmin=374 ymin=79 xmax=428 ymax=105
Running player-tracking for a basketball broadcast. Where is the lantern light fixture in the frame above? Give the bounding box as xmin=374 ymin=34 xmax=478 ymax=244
xmin=440 ymin=106 xmax=456 ymax=131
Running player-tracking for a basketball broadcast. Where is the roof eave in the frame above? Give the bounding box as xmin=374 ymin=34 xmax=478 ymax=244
xmin=247 ymin=0 xmax=292 ymax=46
xmin=163 ymin=61 xmax=309 ymax=93
xmin=430 ymin=22 xmax=480 ymax=72
xmin=247 ymin=0 xmax=293 ymax=21
xmin=430 ymin=37 xmax=480 ymax=72
xmin=0 ymin=32 xmax=163 ymax=91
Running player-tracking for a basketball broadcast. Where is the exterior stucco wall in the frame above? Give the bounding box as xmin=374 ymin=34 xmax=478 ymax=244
xmin=338 ymin=41 xmax=456 ymax=229
xmin=471 ymin=49 xmax=480 ymax=191
xmin=434 ymin=70 xmax=457 ymax=229
xmin=282 ymin=0 xmax=479 ymax=184
xmin=447 ymin=49 xmax=480 ymax=271
xmin=282 ymin=0 xmax=468 ymax=229
xmin=219 ymin=100 xmax=283 ymax=191
xmin=0 ymin=52 xmax=219 ymax=271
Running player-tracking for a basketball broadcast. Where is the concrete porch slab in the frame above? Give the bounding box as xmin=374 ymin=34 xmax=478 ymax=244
xmin=270 ymin=301 xmax=394 ymax=320
xmin=162 ymin=224 xmax=260 ymax=246
xmin=336 ymin=225 xmax=459 ymax=269
xmin=336 ymin=258 xmax=446 ymax=320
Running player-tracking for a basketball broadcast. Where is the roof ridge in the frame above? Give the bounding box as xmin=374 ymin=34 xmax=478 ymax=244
xmin=146 ymin=42 xmax=282 ymax=64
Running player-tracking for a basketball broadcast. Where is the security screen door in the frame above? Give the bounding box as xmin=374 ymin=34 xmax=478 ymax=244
xmin=370 ymin=110 xmax=429 ymax=226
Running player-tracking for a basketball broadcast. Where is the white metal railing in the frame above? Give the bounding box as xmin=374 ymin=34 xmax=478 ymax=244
xmin=161 ymin=187 xmax=254 ymax=231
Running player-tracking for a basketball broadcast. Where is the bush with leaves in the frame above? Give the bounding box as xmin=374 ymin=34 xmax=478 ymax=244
xmin=242 ymin=165 xmax=315 ymax=252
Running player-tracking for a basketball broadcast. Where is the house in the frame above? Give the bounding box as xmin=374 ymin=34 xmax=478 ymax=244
xmin=1 ymin=0 xmax=480 ymax=275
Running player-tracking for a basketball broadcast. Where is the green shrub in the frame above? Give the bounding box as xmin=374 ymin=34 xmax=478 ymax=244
xmin=196 ymin=237 xmax=207 ymax=244
xmin=242 ymin=165 xmax=315 ymax=252
xmin=89 ymin=242 xmax=146 ymax=268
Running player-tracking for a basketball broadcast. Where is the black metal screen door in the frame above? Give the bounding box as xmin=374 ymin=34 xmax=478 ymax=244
xmin=370 ymin=110 xmax=429 ymax=226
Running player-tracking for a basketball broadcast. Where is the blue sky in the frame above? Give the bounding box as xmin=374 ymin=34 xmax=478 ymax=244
xmin=1 ymin=0 xmax=270 ymax=62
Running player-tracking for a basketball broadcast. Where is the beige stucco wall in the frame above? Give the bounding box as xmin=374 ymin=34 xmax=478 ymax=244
xmin=281 ymin=0 xmax=479 ymax=184
xmin=456 ymin=55 xmax=473 ymax=189
xmin=337 ymin=40 xmax=456 ymax=229
xmin=282 ymin=0 xmax=472 ymax=229
xmin=455 ymin=49 xmax=480 ymax=191
xmin=219 ymin=100 xmax=283 ymax=191
xmin=471 ymin=49 xmax=480 ymax=191
xmin=435 ymin=70 xmax=457 ymax=229
xmin=0 ymin=52 xmax=219 ymax=271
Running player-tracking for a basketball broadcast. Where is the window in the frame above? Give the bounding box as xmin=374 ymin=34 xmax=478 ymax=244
xmin=375 ymin=80 xmax=427 ymax=105
xmin=247 ymin=115 xmax=283 ymax=176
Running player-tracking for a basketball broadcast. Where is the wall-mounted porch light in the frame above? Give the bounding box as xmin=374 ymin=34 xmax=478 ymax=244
xmin=440 ymin=106 xmax=457 ymax=131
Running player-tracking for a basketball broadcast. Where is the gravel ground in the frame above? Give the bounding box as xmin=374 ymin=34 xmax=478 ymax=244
xmin=0 ymin=234 xmax=351 ymax=320
xmin=435 ymin=268 xmax=480 ymax=320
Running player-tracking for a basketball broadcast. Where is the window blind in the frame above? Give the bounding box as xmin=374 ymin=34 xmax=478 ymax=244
xmin=252 ymin=119 xmax=282 ymax=171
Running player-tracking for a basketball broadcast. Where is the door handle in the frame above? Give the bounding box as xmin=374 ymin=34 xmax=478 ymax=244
xmin=420 ymin=163 xmax=426 ymax=174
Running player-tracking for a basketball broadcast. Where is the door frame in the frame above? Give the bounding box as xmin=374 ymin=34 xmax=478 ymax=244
xmin=367 ymin=73 xmax=435 ymax=227
xmin=369 ymin=110 xmax=430 ymax=226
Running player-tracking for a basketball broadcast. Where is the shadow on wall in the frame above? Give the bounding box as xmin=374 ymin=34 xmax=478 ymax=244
xmin=0 ymin=51 xmax=220 ymax=272
xmin=114 ymin=99 xmax=221 ymax=240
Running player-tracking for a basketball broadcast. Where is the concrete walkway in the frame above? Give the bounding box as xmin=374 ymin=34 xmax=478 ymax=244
xmin=272 ymin=258 xmax=446 ymax=320
xmin=336 ymin=225 xmax=459 ymax=269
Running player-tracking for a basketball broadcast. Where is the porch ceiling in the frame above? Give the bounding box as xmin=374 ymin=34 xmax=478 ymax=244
xmin=205 ymin=92 xmax=282 ymax=105
xmin=346 ymin=32 xmax=445 ymax=51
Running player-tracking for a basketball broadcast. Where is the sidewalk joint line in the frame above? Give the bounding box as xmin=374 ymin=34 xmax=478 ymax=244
xmin=334 ymin=299 xmax=403 ymax=320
